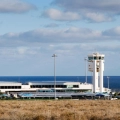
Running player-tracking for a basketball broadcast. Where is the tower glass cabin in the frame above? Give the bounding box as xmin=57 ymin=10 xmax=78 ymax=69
xmin=88 ymin=53 xmax=105 ymax=93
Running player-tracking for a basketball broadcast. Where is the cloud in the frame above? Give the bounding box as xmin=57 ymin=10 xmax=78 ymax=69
xmin=42 ymin=8 xmax=81 ymax=21
xmin=0 ymin=0 xmax=36 ymax=13
xmin=1 ymin=26 xmax=120 ymax=48
xmin=50 ymin=0 xmax=120 ymax=22
xmin=103 ymin=26 xmax=120 ymax=36
xmin=0 ymin=26 xmax=120 ymax=61
xmin=0 ymin=27 xmax=102 ymax=45
xmin=52 ymin=0 xmax=120 ymax=13
xmin=0 ymin=46 xmax=41 ymax=58
xmin=85 ymin=13 xmax=113 ymax=22
xmin=45 ymin=23 xmax=59 ymax=28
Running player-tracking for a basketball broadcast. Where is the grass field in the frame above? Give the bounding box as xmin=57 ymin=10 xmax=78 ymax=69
xmin=0 ymin=100 xmax=120 ymax=120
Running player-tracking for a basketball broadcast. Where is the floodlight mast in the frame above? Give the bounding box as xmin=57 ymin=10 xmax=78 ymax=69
xmin=84 ymin=58 xmax=88 ymax=83
xmin=52 ymin=54 xmax=57 ymax=99
xmin=107 ymin=76 xmax=109 ymax=91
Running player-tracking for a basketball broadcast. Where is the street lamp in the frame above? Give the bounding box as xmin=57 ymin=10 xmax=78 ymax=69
xmin=52 ymin=54 xmax=57 ymax=99
xmin=84 ymin=58 xmax=88 ymax=83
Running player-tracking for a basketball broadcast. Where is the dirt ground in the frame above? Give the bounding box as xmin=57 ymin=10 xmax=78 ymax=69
xmin=0 ymin=100 xmax=120 ymax=120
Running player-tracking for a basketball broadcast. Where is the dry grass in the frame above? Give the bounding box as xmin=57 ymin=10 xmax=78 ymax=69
xmin=0 ymin=100 xmax=119 ymax=120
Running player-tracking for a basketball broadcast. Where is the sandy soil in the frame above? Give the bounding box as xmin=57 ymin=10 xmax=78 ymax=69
xmin=0 ymin=100 xmax=120 ymax=120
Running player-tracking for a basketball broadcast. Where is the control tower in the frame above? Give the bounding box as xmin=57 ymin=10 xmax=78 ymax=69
xmin=88 ymin=53 xmax=105 ymax=93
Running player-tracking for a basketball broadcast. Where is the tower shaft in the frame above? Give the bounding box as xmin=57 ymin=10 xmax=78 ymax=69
xmin=88 ymin=53 xmax=105 ymax=93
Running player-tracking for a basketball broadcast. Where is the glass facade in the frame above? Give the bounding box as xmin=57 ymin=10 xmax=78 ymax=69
xmin=88 ymin=56 xmax=104 ymax=60
xmin=30 ymin=85 xmax=67 ymax=88
xmin=88 ymin=57 xmax=93 ymax=60
xmin=31 ymin=85 xmax=79 ymax=88
xmin=0 ymin=86 xmax=21 ymax=89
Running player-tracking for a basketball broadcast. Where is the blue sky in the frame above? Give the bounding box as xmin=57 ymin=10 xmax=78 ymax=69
xmin=0 ymin=0 xmax=120 ymax=76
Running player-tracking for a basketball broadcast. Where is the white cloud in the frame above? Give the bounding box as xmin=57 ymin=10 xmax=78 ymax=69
xmin=43 ymin=8 xmax=81 ymax=21
xmin=0 ymin=42 xmax=120 ymax=58
xmin=0 ymin=46 xmax=41 ymax=59
xmin=85 ymin=13 xmax=112 ymax=22
xmin=17 ymin=47 xmax=29 ymax=55
xmin=0 ymin=0 xmax=36 ymax=13
xmin=52 ymin=0 xmax=120 ymax=13
xmin=50 ymin=0 xmax=120 ymax=22
xmin=0 ymin=27 xmax=102 ymax=45
xmin=43 ymin=8 xmax=113 ymax=22
xmin=0 ymin=26 xmax=120 ymax=50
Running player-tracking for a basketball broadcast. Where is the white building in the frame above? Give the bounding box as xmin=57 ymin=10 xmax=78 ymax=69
xmin=0 ymin=81 xmax=109 ymax=93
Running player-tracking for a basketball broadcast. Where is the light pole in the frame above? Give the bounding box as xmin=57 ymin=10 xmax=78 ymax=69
xmin=107 ymin=76 xmax=109 ymax=91
xmin=52 ymin=54 xmax=57 ymax=100
xmin=84 ymin=58 xmax=87 ymax=83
